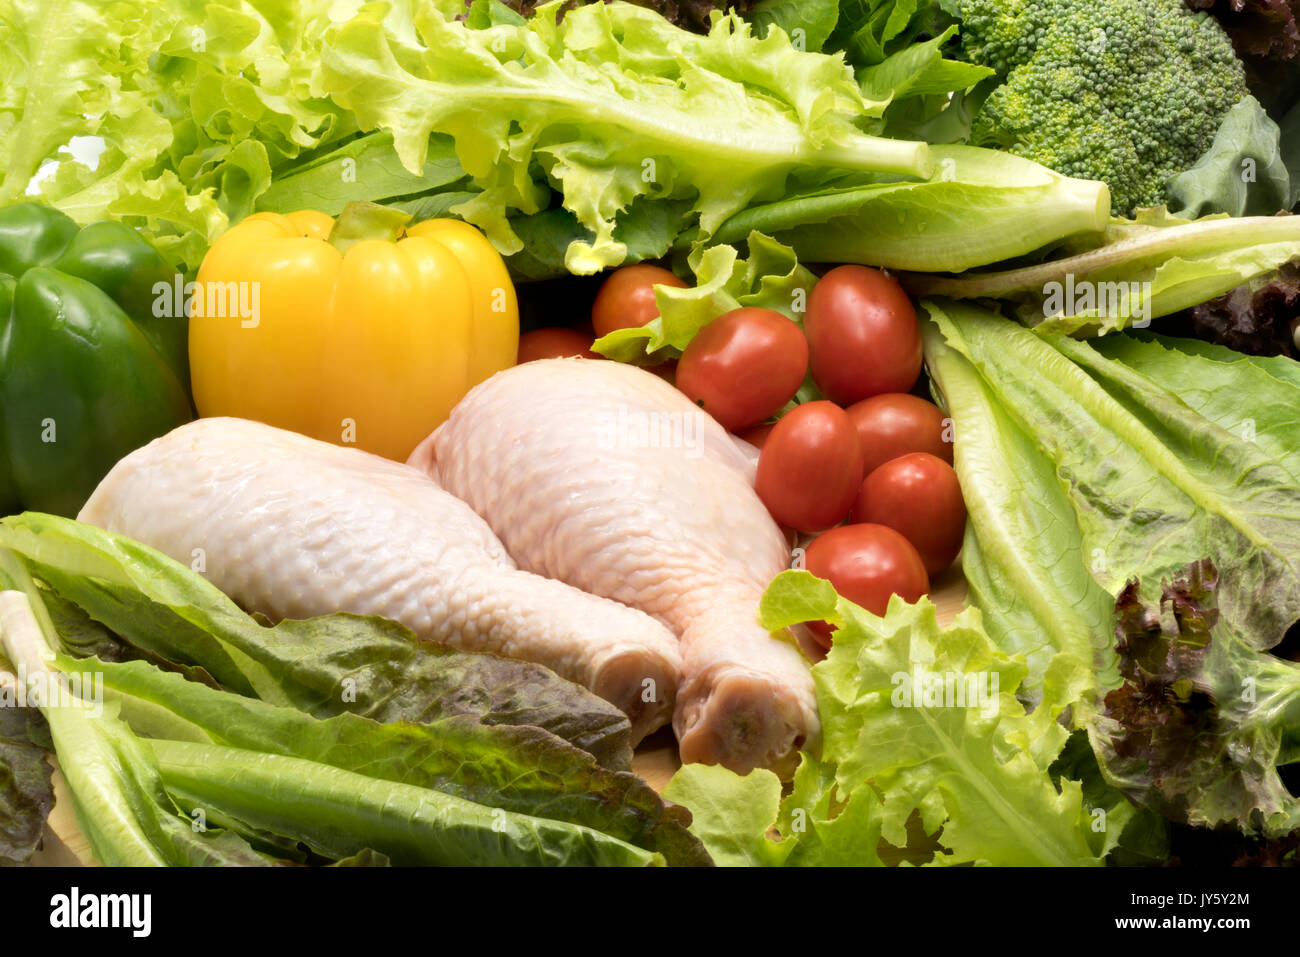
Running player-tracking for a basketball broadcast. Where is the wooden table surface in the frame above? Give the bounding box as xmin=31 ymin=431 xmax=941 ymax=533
xmin=33 ymin=569 xmax=968 ymax=866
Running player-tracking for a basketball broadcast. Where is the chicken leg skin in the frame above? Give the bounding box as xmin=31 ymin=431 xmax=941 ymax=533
xmin=425 ymin=358 xmax=820 ymax=775
xmin=78 ymin=417 xmax=681 ymax=743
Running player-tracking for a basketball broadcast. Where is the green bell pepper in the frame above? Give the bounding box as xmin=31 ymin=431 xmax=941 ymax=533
xmin=0 ymin=203 xmax=193 ymax=517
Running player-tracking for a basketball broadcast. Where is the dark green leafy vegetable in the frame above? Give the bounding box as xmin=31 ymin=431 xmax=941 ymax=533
xmin=0 ymin=515 xmax=713 ymax=865
xmin=751 ymin=0 xmax=840 ymax=52
xmin=1167 ymin=96 xmax=1295 ymax=217
xmin=151 ymin=739 xmax=664 ymax=867
xmin=0 ymin=512 xmax=633 ymax=769
xmin=0 ymin=567 xmax=273 ymax=866
xmin=256 ymin=133 xmax=469 ymax=218
xmin=63 ymin=654 xmax=708 ymax=866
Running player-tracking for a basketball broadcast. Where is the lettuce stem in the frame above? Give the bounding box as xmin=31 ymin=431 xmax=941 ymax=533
xmin=907 ymin=214 xmax=1300 ymax=299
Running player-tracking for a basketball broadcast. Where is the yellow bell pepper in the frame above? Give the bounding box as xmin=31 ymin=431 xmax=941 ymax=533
xmin=189 ymin=202 xmax=519 ymax=461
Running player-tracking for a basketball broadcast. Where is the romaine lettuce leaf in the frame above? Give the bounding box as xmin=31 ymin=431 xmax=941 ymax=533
xmin=62 ymin=653 xmax=708 ymax=866
xmin=909 ymin=212 xmax=1300 ymax=335
xmin=0 ymin=512 xmax=634 ymax=770
xmin=922 ymin=315 xmax=1118 ymax=705
xmin=1092 ymin=333 xmax=1300 ymax=478
xmin=0 ymin=529 xmax=712 ymax=866
xmin=923 ymin=301 xmax=1300 ymax=840
xmin=924 ymin=300 xmax=1300 ymax=657
xmin=0 ymin=577 xmax=272 ymax=866
xmin=150 ymin=738 xmax=664 ymax=867
xmin=709 ymin=145 xmax=1111 ymax=273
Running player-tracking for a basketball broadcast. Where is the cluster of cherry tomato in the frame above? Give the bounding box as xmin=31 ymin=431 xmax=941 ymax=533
xmin=518 ymin=262 xmax=967 ymax=651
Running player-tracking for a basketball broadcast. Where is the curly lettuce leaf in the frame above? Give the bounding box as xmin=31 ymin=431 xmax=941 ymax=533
xmin=495 ymin=0 xmax=762 ymax=32
xmin=664 ymin=753 xmax=891 ymax=866
xmin=592 ymin=231 xmax=815 ymax=362
xmin=497 ymin=196 xmax=695 ymax=281
xmin=1048 ymin=730 xmax=1170 ymax=865
xmin=0 ymin=0 xmax=170 ymax=204
xmin=316 ymin=0 xmax=931 ymax=273
xmin=750 ymin=0 xmax=840 ymax=52
xmin=0 ymin=0 xmax=358 ymax=272
xmin=766 ymin=575 xmax=1100 ymax=865
xmin=661 ymin=763 xmax=789 ymax=866
xmin=668 ymin=572 xmax=1105 ymax=867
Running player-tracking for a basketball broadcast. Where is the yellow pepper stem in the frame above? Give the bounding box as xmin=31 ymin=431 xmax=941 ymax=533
xmin=327 ymin=201 xmax=413 ymax=255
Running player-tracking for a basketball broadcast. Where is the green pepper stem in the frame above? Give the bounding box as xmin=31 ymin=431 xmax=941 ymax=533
xmin=327 ymin=202 xmax=412 ymax=255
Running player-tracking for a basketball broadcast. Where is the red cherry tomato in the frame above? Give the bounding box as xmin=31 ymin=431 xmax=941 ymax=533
xmin=850 ymin=452 xmax=966 ymax=576
xmin=846 ymin=393 xmax=953 ymax=477
xmin=517 ymin=327 xmax=601 ymax=363
xmin=675 ymin=307 xmax=809 ymax=432
xmin=755 ymin=401 xmax=863 ymax=533
xmin=804 ymin=265 xmax=922 ymax=405
xmin=804 ymin=523 xmax=930 ymax=648
xmin=591 ymin=264 xmax=688 ymax=339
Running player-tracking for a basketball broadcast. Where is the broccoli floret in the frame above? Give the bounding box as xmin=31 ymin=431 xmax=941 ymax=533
xmin=955 ymin=0 xmax=1248 ymax=214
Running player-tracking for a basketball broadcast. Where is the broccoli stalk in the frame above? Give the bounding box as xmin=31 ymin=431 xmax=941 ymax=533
xmin=951 ymin=0 xmax=1249 ymax=214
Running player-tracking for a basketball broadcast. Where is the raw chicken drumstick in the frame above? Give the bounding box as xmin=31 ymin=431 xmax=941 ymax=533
xmin=418 ymin=358 xmax=819 ymax=777
xmin=78 ymin=417 xmax=681 ymax=743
